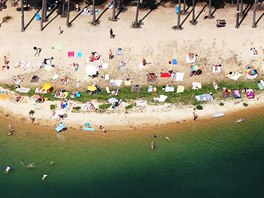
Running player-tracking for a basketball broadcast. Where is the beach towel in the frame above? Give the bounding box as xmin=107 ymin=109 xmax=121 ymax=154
xmin=212 ymin=65 xmax=221 ymax=73
xmin=148 ymin=86 xmax=154 ymax=93
xmin=55 ymin=44 xmax=62 ymax=51
xmin=192 ymin=82 xmax=202 ymax=90
xmin=102 ymin=63 xmax=109 ymax=69
xmin=135 ymin=100 xmax=147 ymax=107
xmin=160 ymin=73 xmax=171 ymax=78
xmin=125 ymin=79 xmax=131 ymax=86
xmin=195 ymin=94 xmax=213 ymax=102
xmin=68 ymin=51 xmax=74 ymax=57
xmin=116 ymin=48 xmax=123 ymax=55
xmin=106 ymin=87 xmax=111 ymax=94
xmin=257 ymin=80 xmax=264 ymax=90
xmin=154 ymin=95 xmax=168 ymax=102
xmin=186 ymin=55 xmax=196 ymax=63
xmin=44 ymin=64 xmax=54 ymax=72
xmin=175 ymin=72 xmax=184 ymax=81
xmin=36 ymin=13 xmax=41 ymax=21
xmin=30 ymin=76 xmax=40 ymax=83
xmin=172 ymin=59 xmax=177 ymax=65
xmin=110 ymin=80 xmax=123 ymax=87
xmin=165 ymin=86 xmax=174 ymax=92
xmin=176 ymin=86 xmax=185 ymax=93
xmin=104 ymin=75 xmax=110 ymax=80
xmin=250 ymin=48 xmax=258 ymax=56
xmin=247 ymin=73 xmax=258 ymax=79
xmin=226 ymin=72 xmax=241 ymax=81
xmin=246 ymin=89 xmax=254 ymax=99
xmin=77 ymin=52 xmax=83 ymax=58
xmin=232 ymin=90 xmax=241 ymax=99
xmin=15 ymin=87 xmax=30 ymax=94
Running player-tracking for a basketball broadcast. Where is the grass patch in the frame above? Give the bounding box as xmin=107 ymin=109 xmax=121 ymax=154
xmin=29 ymin=110 xmax=35 ymax=115
xmin=1 ymin=79 xmax=262 ymax=105
xmin=125 ymin=104 xmax=134 ymax=110
xmin=196 ymin=105 xmax=203 ymax=110
xmin=219 ymin=102 xmax=225 ymax=106
xmin=72 ymin=106 xmax=81 ymax=112
xmin=243 ymin=103 xmax=248 ymax=107
xmin=50 ymin=104 xmax=56 ymax=110
xmin=99 ymin=104 xmax=111 ymax=110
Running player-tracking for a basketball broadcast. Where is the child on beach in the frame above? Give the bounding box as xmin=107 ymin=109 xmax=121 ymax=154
xmin=193 ymin=108 xmax=198 ymax=121
xmin=99 ymin=125 xmax=106 ymax=133
xmin=110 ymin=28 xmax=115 ymax=39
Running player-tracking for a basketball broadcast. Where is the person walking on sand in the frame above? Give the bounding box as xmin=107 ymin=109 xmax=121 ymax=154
xmin=99 ymin=125 xmax=106 ymax=133
xmin=108 ymin=49 xmax=113 ymax=59
xmin=193 ymin=108 xmax=198 ymax=121
xmin=59 ymin=26 xmax=64 ymax=35
xmin=33 ymin=47 xmax=42 ymax=57
xmin=110 ymin=28 xmax=115 ymax=39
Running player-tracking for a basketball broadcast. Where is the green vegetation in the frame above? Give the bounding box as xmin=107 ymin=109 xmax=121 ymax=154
xmin=29 ymin=110 xmax=35 ymax=115
xmin=99 ymin=104 xmax=111 ymax=110
xmin=243 ymin=103 xmax=249 ymax=107
xmin=219 ymin=102 xmax=225 ymax=106
xmin=196 ymin=105 xmax=203 ymax=110
xmin=1 ymin=79 xmax=262 ymax=105
xmin=50 ymin=104 xmax=56 ymax=110
xmin=125 ymin=104 xmax=134 ymax=110
xmin=72 ymin=106 xmax=81 ymax=112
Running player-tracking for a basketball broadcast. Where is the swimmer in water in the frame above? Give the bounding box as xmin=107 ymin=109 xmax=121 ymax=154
xmin=165 ymin=136 xmax=171 ymax=141
xmin=151 ymin=141 xmax=155 ymax=150
xmin=42 ymin=174 xmax=48 ymax=181
xmin=236 ymin=118 xmax=245 ymax=123
xmin=4 ymin=165 xmax=11 ymax=174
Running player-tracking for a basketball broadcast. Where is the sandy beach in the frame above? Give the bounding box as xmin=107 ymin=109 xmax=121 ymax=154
xmin=0 ymin=1 xmax=264 ymax=131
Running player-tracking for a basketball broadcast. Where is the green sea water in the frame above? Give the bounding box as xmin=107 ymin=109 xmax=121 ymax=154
xmin=0 ymin=111 xmax=263 ymax=198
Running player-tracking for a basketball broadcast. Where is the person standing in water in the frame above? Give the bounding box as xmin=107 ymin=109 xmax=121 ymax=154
xmin=8 ymin=124 xmax=13 ymax=136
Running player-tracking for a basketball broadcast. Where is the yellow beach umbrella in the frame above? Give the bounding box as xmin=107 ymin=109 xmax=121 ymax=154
xmin=87 ymin=85 xmax=97 ymax=91
xmin=42 ymin=83 xmax=52 ymax=90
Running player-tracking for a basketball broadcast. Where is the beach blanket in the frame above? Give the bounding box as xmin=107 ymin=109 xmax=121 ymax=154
xmin=44 ymin=64 xmax=54 ymax=72
xmin=125 ymin=79 xmax=131 ymax=86
xmin=186 ymin=55 xmax=196 ymax=63
xmin=135 ymin=100 xmax=147 ymax=107
xmin=68 ymin=51 xmax=74 ymax=57
xmin=16 ymin=60 xmax=29 ymax=70
xmin=30 ymin=75 xmax=40 ymax=83
xmin=246 ymin=89 xmax=254 ymax=99
xmin=195 ymin=94 xmax=213 ymax=102
xmin=232 ymin=90 xmax=241 ymax=99
xmin=110 ymin=80 xmax=123 ymax=87
xmin=175 ymin=72 xmax=184 ymax=81
xmin=102 ymin=63 xmax=109 ymax=69
xmin=177 ymin=86 xmax=185 ymax=93
xmin=77 ymin=52 xmax=83 ymax=58
xmin=172 ymin=59 xmax=177 ymax=65
xmin=160 ymin=73 xmax=171 ymax=78
xmin=212 ymin=65 xmax=221 ymax=73
xmin=0 ymin=90 xmax=11 ymax=100
xmin=54 ymin=92 xmax=69 ymax=99
xmin=257 ymin=80 xmax=264 ymax=90
xmin=192 ymin=82 xmax=202 ymax=90
xmin=116 ymin=48 xmax=123 ymax=55
xmin=247 ymin=73 xmax=258 ymax=79
xmin=226 ymin=72 xmax=242 ymax=81
xmin=15 ymin=87 xmax=30 ymax=94
xmin=154 ymin=95 xmax=168 ymax=102
xmin=104 ymin=74 xmax=110 ymax=80
xmin=55 ymin=44 xmax=62 ymax=51
xmin=250 ymin=48 xmax=258 ymax=56
xmin=165 ymin=86 xmax=174 ymax=92
xmin=147 ymin=73 xmax=157 ymax=82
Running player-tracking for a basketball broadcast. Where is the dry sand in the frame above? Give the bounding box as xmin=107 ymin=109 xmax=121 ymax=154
xmin=0 ymin=1 xmax=264 ymax=130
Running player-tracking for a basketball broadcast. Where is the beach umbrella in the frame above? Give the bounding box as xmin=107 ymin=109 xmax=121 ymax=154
xmin=108 ymin=97 xmax=118 ymax=104
xmin=247 ymin=67 xmax=257 ymax=76
xmin=87 ymin=85 xmax=97 ymax=91
xmin=85 ymin=65 xmax=98 ymax=76
xmin=42 ymin=83 xmax=52 ymax=90
xmin=190 ymin=64 xmax=200 ymax=71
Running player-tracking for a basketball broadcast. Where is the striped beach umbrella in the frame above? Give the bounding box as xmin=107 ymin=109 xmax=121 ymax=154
xmin=247 ymin=66 xmax=257 ymax=76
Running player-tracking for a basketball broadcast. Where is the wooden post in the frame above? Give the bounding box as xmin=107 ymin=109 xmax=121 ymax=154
xmin=235 ymin=0 xmax=240 ymax=28
xmin=252 ymin=0 xmax=257 ymax=28
xmin=21 ymin=0 xmax=25 ymax=32
xmin=134 ymin=0 xmax=140 ymax=27
xmin=43 ymin=0 xmax=47 ymax=22
xmin=176 ymin=0 xmax=182 ymax=29
xmin=190 ymin=0 xmax=196 ymax=24
xmin=66 ymin=0 xmax=70 ymax=27
xmin=240 ymin=0 xmax=244 ymax=16
xmin=62 ymin=0 xmax=65 ymax=17
xmin=111 ymin=0 xmax=116 ymax=21
xmin=208 ymin=0 xmax=212 ymax=18
xmin=183 ymin=0 xmax=186 ymax=13
xmin=92 ymin=0 xmax=96 ymax=25
xmin=40 ymin=0 xmax=45 ymax=31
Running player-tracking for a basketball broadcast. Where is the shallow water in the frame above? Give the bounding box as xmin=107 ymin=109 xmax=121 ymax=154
xmin=0 ymin=110 xmax=263 ymax=198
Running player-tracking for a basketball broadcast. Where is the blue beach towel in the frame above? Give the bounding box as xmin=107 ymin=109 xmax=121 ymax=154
xmin=77 ymin=52 xmax=83 ymax=58
xmin=172 ymin=59 xmax=177 ymax=65
xmin=36 ymin=13 xmax=41 ymax=21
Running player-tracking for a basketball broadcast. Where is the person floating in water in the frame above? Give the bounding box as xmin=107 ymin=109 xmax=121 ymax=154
xmin=42 ymin=174 xmax=48 ymax=181
xmin=236 ymin=118 xmax=245 ymax=123
xmin=165 ymin=136 xmax=171 ymax=141
xmin=151 ymin=141 xmax=155 ymax=150
xmin=4 ymin=165 xmax=11 ymax=174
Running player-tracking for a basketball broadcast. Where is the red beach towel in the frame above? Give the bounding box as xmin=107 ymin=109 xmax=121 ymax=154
xmin=160 ymin=73 xmax=171 ymax=78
